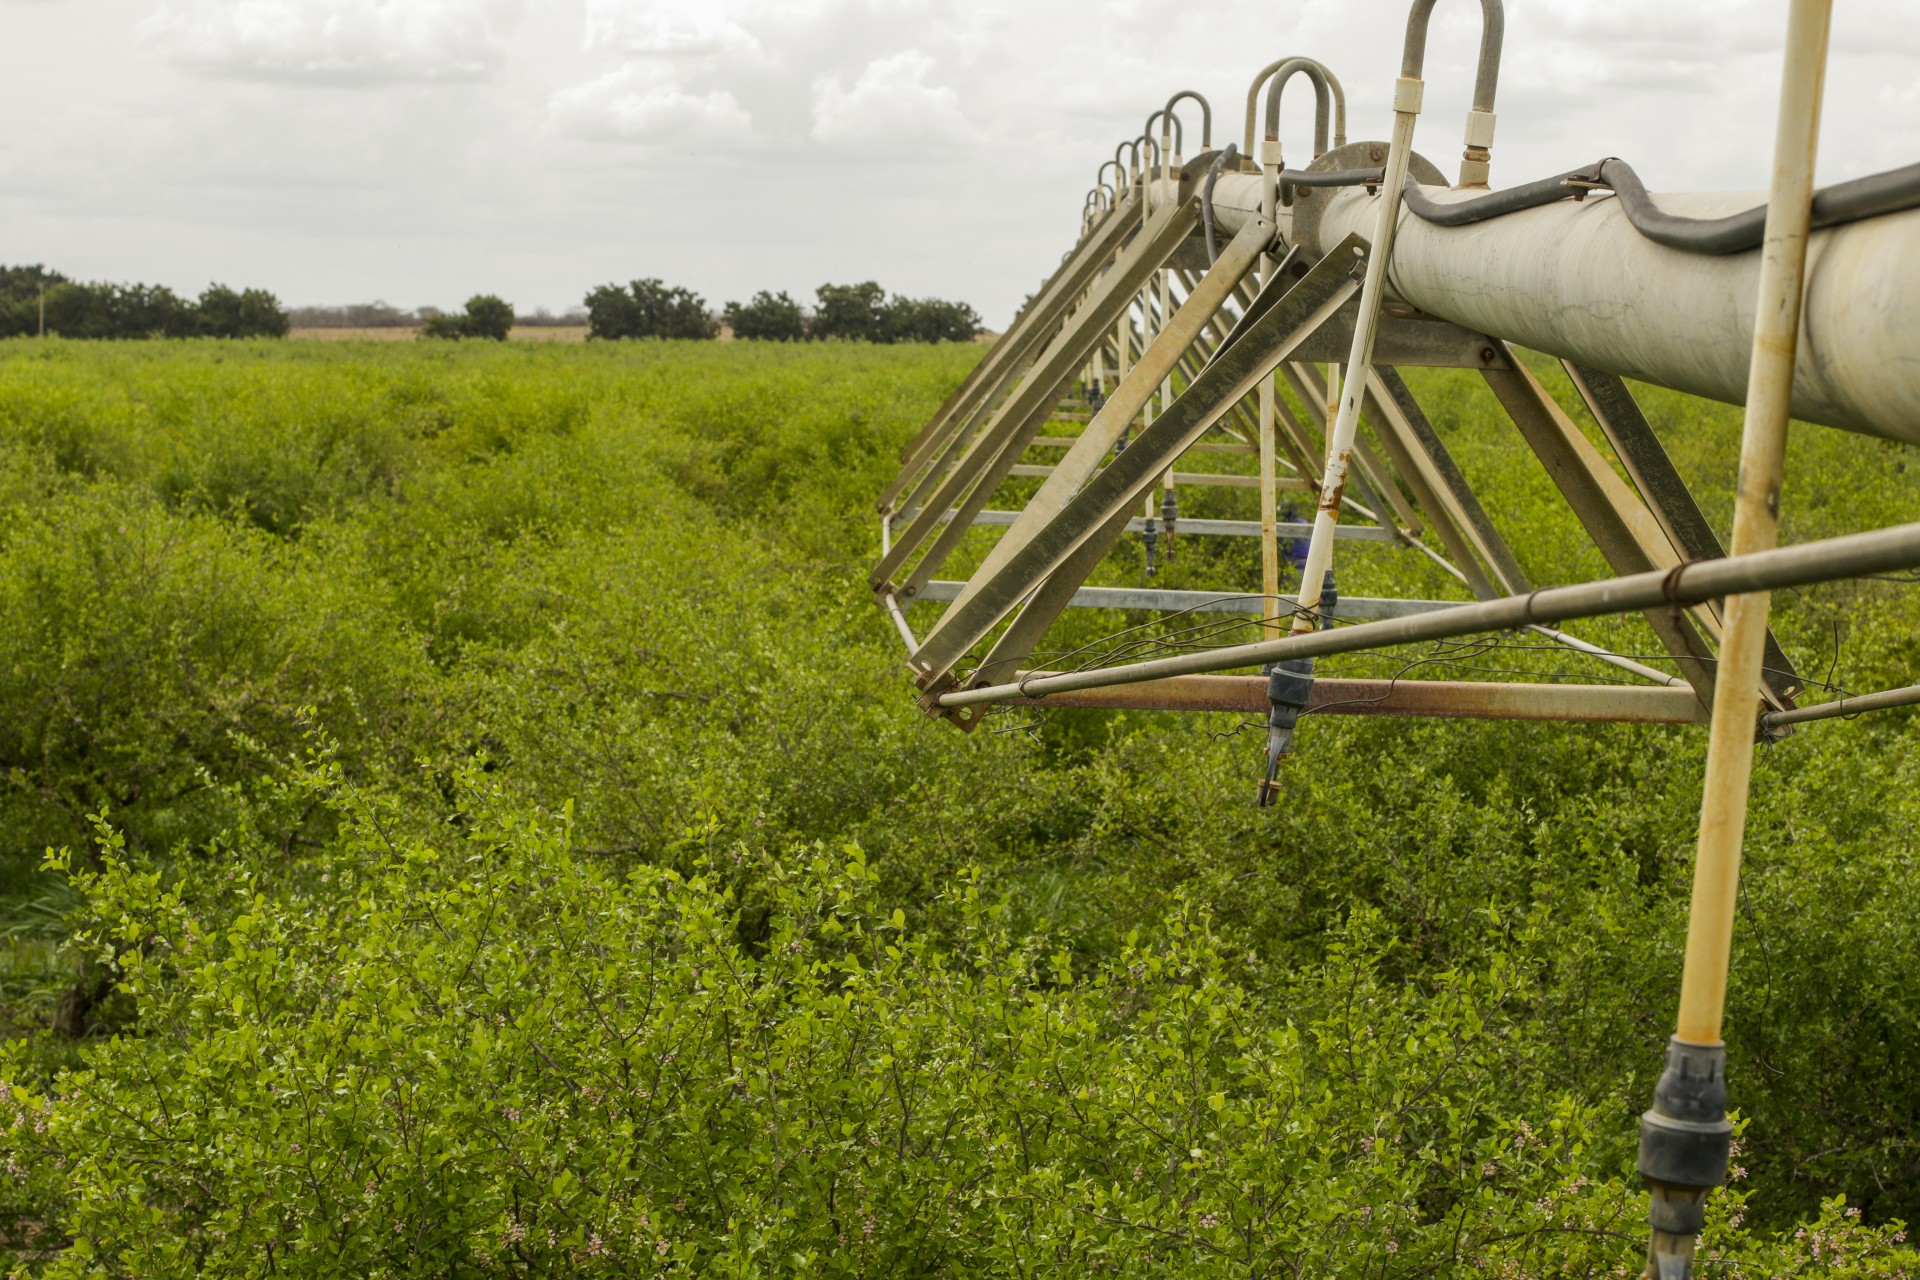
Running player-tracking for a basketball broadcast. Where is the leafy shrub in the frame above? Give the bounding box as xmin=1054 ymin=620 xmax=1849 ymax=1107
xmin=42 ymin=282 xmax=197 ymax=340
xmin=0 ymin=338 xmax=1916 ymax=1275
xmin=812 ymin=281 xmax=887 ymax=342
xmin=0 ymin=270 xmax=287 ymax=340
xmin=195 ymin=285 xmax=290 ymax=338
xmin=723 ymin=290 xmax=806 ymax=342
xmin=420 ymin=296 xmax=515 ymax=342
xmin=462 ymin=295 xmax=515 ymax=342
xmin=0 ymin=267 xmax=65 ymax=339
xmin=419 ymin=312 xmax=468 ymax=340
xmin=584 ymin=280 xmax=718 ymax=341
xmin=9 ymin=776 xmax=1914 ymax=1277
xmin=813 ymin=283 xmax=981 ymax=343
xmin=878 ymin=295 xmax=982 ymax=344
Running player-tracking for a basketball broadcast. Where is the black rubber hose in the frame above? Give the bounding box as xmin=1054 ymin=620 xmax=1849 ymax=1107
xmin=1603 ymin=156 xmax=1920 ymax=254
xmin=1202 ymin=144 xmax=1238 ymax=264
xmin=1394 ymin=155 xmax=1920 ymax=255
xmin=1401 ymin=162 xmax=1607 ymax=225
xmin=1280 ymin=166 xmax=1386 ymax=188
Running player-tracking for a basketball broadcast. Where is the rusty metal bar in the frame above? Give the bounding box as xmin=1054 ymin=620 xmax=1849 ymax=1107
xmin=1006 ymin=675 xmax=1707 ymax=724
xmin=936 ymin=518 xmax=1920 ymax=708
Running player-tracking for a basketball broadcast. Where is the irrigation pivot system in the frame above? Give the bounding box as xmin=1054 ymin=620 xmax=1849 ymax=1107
xmin=870 ymin=1 xmax=1919 ymax=1275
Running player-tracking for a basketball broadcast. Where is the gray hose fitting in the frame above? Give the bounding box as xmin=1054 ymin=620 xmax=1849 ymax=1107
xmin=1639 ymin=1037 xmax=1733 ymax=1278
xmin=1258 ymin=658 xmax=1315 ymax=806
xmin=1258 ymin=570 xmax=1337 ymax=806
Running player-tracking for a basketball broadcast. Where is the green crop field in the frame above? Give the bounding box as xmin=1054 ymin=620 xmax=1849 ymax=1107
xmin=0 ymin=337 xmax=1915 ymax=1276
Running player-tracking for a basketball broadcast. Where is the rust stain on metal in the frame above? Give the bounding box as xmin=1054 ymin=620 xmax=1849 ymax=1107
xmin=1003 ymin=675 xmax=1710 ymax=724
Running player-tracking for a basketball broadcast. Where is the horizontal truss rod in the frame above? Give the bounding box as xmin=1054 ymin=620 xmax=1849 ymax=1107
xmin=1762 ymin=681 xmax=1920 ymax=727
xmin=966 ymin=510 xmax=1396 ymax=541
xmin=1007 ymin=464 xmax=1308 ymax=489
xmin=938 ymin=520 xmax=1920 ymax=709
xmin=910 ymin=582 xmax=1457 ymax=620
xmin=1003 ymin=675 xmax=1709 ymax=725
xmin=1030 ymin=436 xmax=1258 ymax=455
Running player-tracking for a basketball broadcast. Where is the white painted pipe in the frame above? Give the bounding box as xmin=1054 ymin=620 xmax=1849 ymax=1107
xmin=1194 ymin=173 xmax=1920 ymax=444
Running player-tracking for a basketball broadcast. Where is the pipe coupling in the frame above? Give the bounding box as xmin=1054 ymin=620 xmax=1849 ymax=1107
xmin=1639 ymin=1037 xmax=1733 ymax=1199
xmin=1258 ymin=657 xmax=1316 ymax=806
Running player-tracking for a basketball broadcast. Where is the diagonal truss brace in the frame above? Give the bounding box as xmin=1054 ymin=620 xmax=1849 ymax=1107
xmin=908 ymin=235 xmax=1370 ymax=701
xmin=872 ymin=191 xmax=1206 ymax=595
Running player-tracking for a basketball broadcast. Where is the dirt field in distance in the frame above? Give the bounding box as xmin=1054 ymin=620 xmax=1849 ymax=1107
xmin=290 ymin=326 xmax=591 ymax=343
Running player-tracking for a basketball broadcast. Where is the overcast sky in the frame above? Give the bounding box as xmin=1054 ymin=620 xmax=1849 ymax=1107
xmin=2 ymin=0 xmax=1914 ymax=324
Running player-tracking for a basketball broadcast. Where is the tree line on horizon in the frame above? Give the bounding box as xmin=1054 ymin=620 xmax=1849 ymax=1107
xmin=0 ymin=266 xmax=289 ymax=340
xmin=1 ymin=265 xmax=984 ymax=345
xmin=584 ymin=279 xmax=983 ymax=344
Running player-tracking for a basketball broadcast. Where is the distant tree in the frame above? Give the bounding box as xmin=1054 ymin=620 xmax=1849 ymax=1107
xmin=584 ymin=279 xmax=717 ymax=340
xmin=418 ymin=295 xmax=515 ymax=342
xmin=0 ymin=265 xmax=67 ymax=337
xmin=42 ymin=281 xmax=196 ymax=340
xmin=197 ymin=284 xmax=290 ymax=338
xmin=582 ymin=285 xmax=638 ymax=341
xmin=878 ymin=295 xmax=983 ymax=344
xmin=723 ymin=290 xmax=807 ymax=342
xmin=461 ymin=295 xmax=515 ymax=341
xmin=812 ymin=281 xmax=886 ymax=342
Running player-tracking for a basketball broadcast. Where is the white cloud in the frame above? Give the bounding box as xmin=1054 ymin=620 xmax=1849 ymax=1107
xmin=548 ymin=63 xmax=754 ymax=144
xmin=143 ymin=0 xmax=524 ymax=83
xmin=582 ymin=0 xmax=763 ymax=58
xmin=810 ymin=49 xmax=977 ymax=146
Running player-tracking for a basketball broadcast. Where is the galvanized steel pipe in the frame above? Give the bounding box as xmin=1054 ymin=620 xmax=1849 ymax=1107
xmin=1194 ymin=172 xmax=1920 ymax=444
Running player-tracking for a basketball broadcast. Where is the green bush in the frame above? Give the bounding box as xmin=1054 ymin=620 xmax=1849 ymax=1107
xmin=0 ymin=270 xmax=288 ymax=341
xmin=42 ymin=283 xmax=197 ymax=340
xmin=0 ymin=267 xmax=64 ymax=339
xmin=812 ymin=283 xmax=980 ymax=344
xmin=723 ymin=290 xmax=806 ymax=342
xmin=420 ymin=296 xmax=515 ymax=342
xmin=9 ymin=776 xmax=1913 ymax=1277
xmin=195 ymin=285 xmax=290 ymax=339
xmin=812 ymin=282 xmax=887 ymax=342
xmin=0 ymin=337 xmax=1915 ymax=1275
xmin=584 ymin=280 xmax=718 ymax=341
